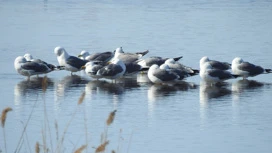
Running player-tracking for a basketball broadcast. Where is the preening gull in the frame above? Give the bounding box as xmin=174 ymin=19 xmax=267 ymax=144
xmin=82 ymin=61 xmax=104 ymax=79
xmin=232 ymin=57 xmax=272 ymax=79
xmin=14 ymin=56 xmax=54 ymax=80
xmin=54 ymin=46 xmax=87 ymax=74
xmin=200 ymin=56 xmax=231 ymax=70
xmin=137 ymin=56 xmax=183 ymax=69
xmin=78 ymin=50 xmax=113 ymax=62
xmin=147 ymin=64 xmax=180 ymax=84
xmin=96 ymin=58 xmax=126 ymax=80
xmin=200 ymin=62 xmax=239 ymax=84
xmin=112 ymin=47 xmax=149 ymax=64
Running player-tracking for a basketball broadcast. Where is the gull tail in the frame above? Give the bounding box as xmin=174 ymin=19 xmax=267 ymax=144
xmin=189 ymin=69 xmax=199 ymax=76
xmin=265 ymin=69 xmax=272 ymax=73
xmin=136 ymin=50 xmax=149 ymax=57
xmin=173 ymin=56 xmax=183 ymax=61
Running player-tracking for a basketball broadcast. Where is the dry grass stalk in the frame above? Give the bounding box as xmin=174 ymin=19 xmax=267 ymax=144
xmin=78 ymin=91 xmax=86 ymax=105
xmin=35 ymin=142 xmax=40 ymax=153
xmin=74 ymin=145 xmax=87 ymax=153
xmin=106 ymin=110 xmax=117 ymax=126
xmin=1 ymin=107 xmax=12 ymax=128
xmin=42 ymin=76 xmax=48 ymax=92
xmin=95 ymin=141 xmax=109 ymax=153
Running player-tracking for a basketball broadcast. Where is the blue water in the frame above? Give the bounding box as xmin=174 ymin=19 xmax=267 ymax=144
xmin=1 ymin=0 xmax=272 ymax=153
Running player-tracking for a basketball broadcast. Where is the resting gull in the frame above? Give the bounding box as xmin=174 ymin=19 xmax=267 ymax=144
xmin=137 ymin=56 xmax=183 ymax=69
xmin=200 ymin=56 xmax=231 ymax=70
xmin=24 ymin=53 xmax=64 ymax=71
xmin=112 ymin=47 xmax=149 ymax=64
xmin=159 ymin=64 xmax=191 ymax=80
xmin=232 ymin=57 xmax=272 ymax=79
xmin=81 ymin=61 xmax=104 ymax=79
xmin=54 ymin=46 xmax=87 ymax=74
xmin=78 ymin=50 xmax=113 ymax=62
xmin=164 ymin=58 xmax=199 ymax=76
xmin=147 ymin=64 xmax=180 ymax=84
xmin=200 ymin=62 xmax=239 ymax=85
xmin=14 ymin=56 xmax=54 ymax=80
xmin=96 ymin=58 xmax=126 ymax=80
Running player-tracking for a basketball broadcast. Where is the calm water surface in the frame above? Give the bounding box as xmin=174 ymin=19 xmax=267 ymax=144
xmin=1 ymin=0 xmax=272 ymax=153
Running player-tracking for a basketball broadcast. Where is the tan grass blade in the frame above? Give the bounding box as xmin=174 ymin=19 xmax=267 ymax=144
xmin=35 ymin=142 xmax=40 ymax=153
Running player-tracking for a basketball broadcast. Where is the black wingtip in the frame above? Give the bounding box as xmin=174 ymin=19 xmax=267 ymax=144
xmin=233 ymin=74 xmax=241 ymax=78
xmin=136 ymin=50 xmax=149 ymax=56
xmin=173 ymin=56 xmax=183 ymax=61
xmin=265 ymin=69 xmax=272 ymax=73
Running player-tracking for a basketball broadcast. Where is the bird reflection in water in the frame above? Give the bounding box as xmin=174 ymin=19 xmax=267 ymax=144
xmin=55 ymin=75 xmax=89 ymax=99
xmin=199 ymin=82 xmax=232 ymax=104
xmin=14 ymin=77 xmax=54 ymax=105
xmin=148 ymin=81 xmax=197 ymax=102
xmin=231 ymin=79 xmax=266 ymax=101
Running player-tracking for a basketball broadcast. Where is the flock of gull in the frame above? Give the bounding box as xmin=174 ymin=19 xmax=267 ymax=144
xmin=14 ymin=46 xmax=272 ymax=85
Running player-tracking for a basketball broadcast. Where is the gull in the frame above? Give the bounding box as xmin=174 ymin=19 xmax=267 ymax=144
xmin=81 ymin=61 xmax=104 ymax=79
xmin=96 ymin=58 xmax=126 ymax=81
xmin=14 ymin=56 xmax=54 ymax=80
xmin=200 ymin=62 xmax=239 ymax=85
xmin=164 ymin=58 xmax=199 ymax=76
xmin=147 ymin=64 xmax=180 ymax=84
xmin=54 ymin=46 xmax=87 ymax=74
xmin=24 ymin=53 xmax=64 ymax=71
xmin=232 ymin=57 xmax=272 ymax=79
xmin=137 ymin=56 xmax=183 ymax=69
xmin=78 ymin=50 xmax=113 ymax=62
xmin=200 ymin=56 xmax=231 ymax=70
xmin=112 ymin=47 xmax=149 ymax=64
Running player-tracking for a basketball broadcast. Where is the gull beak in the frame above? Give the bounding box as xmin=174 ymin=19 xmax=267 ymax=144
xmin=81 ymin=65 xmax=86 ymax=70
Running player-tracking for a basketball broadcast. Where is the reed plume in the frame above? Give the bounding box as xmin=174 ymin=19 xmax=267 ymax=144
xmin=35 ymin=142 xmax=40 ymax=153
xmin=95 ymin=140 xmax=109 ymax=153
xmin=1 ymin=107 xmax=12 ymax=128
xmin=106 ymin=110 xmax=117 ymax=126
xmin=42 ymin=76 xmax=48 ymax=92
xmin=74 ymin=145 xmax=87 ymax=153
xmin=78 ymin=91 xmax=86 ymax=105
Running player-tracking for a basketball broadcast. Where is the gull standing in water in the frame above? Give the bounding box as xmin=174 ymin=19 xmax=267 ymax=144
xmin=232 ymin=57 xmax=272 ymax=79
xmin=81 ymin=61 xmax=104 ymax=79
xmin=200 ymin=62 xmax=239 ymax=85
xmin=96 ymin=58 xmax=126 ymax=81
xmin=147 ymin=64 xmax=180 ymax=84
xmin=14 ymin=56 xmax=54 ymax=80
xmin=200 ymin=56 xmax=231 ymax=70
xmin=54 ymin=46 xmax=87 ymax=75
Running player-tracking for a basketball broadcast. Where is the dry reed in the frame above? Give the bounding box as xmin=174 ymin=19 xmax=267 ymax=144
xmin=35 ymin=142 xmax=40 ymax=153
xmin=74 ymin=144 xmax=87 ymax=153
xmin=78 ymin=91 xmax=86 ymax=105
xmin=95 ymin=140 xmax=109 ymax=153
xmin=106 ymin=110 xmax=117 ymax=126
xmin=42 ymin=76 xmax=48 ymax=92
xmin=1 ymin=107 xmax=12 ymax=128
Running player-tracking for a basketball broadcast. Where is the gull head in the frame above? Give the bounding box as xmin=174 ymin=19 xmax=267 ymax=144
xmin=232 ymin=57 xmax=243 ymax=65
xmin=23 ymin=53 xmax=33 ymax=61
xmin=54 ymin=46 xmax=66 ymax=56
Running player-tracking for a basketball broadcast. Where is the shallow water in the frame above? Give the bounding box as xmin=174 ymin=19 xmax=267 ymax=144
xmin=1 ymin=0 xmax=272 ymax=153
